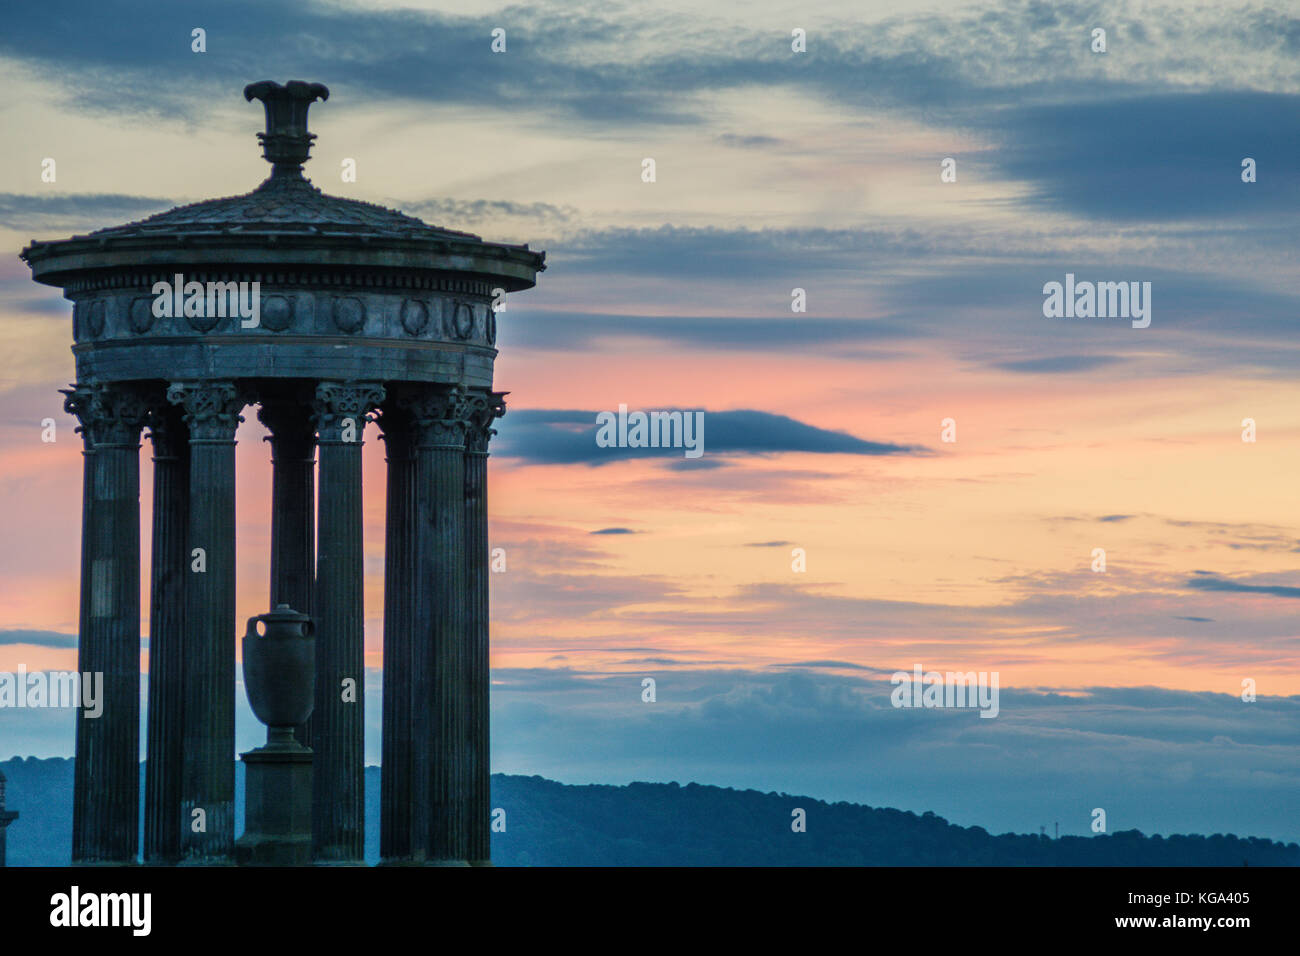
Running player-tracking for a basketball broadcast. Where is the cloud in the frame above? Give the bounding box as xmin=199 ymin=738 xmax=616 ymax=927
xmin=500 ymin=226 xmax=1300 ymax=375
xmin=393 ymin=197 xmax=575 ymax=226
xmin=541 ymin=224 xmax=1006 ymax=282
xmin=0 ymin=630 xmax=76 ymax=648
xmin=1185 ymin=575 xmax=1300 ymax=599
xmin=492 ymin=408 xmax=926 ymax=464
xmin=590 ymin=527 xmax=637 ymax=535
xmin=0 ymin=192 xmax=178 ymax=233
xmin=491 ymin=666 xmax=1300 ymax=842
xmin=500 ymin=307 xmax=916 ymax=354
xmin=5 ymin=0 xmax=1295 ymax=127
xmin=984 ymin=92 xmax=1300 ymax=222
xmin=662 ymin=457 xmax=730 ymax=471
xmin=716 ymin=133 xmax=784 ymax=149
xmin=991 ymin=355 xmax=1126 ymax=374
xmin=778 ymin=660 xmax=880 ymax=671
xmin=0 ymin=0 xmax=732 ymax=125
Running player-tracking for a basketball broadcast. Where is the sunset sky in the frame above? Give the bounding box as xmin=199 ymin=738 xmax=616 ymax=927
xmin=1 ymin=0 xmax=1298 ymax=842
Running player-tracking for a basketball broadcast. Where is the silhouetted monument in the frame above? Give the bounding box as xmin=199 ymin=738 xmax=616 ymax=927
xmin=0 ymin=769 xmax=16 ymax=867
xmin=20 ymin=80 xmax=545 ymax=865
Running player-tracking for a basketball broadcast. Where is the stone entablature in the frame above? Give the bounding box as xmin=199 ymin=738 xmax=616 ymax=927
xmin=70 ymin=282 xmax=495 ymax=343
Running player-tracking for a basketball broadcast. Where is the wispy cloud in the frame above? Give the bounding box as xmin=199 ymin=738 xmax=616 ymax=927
xmin=1185 ymin=574 xmax=1300 ymax=599
xmin=0 ymin=192 xmax=177 ymax=232
xmin=0 ymin=629 xmax=76 ymax=648
xmin=493 ymin=408 xmax=926 ymax=464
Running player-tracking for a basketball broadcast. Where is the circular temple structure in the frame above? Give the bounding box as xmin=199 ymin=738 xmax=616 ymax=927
xmin=20 ymin=79 xmax=544 ymax=866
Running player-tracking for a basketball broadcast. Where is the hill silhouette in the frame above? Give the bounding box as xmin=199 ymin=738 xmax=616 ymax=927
xmin=2 ymin=757 xmax=1296 ymax=866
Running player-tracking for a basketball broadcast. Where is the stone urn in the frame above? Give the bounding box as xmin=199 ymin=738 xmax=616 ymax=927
xmin=236 ymin=603 xmax=316 ymax=865
xmin=242 ymin=603 xmax=315 ymax=750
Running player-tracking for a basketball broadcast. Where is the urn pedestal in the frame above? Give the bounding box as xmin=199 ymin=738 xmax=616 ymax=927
xmin=234 ymin=604 xmax=315 ymax=866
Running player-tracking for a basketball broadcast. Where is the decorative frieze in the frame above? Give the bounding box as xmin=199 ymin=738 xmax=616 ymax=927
xmin=68 ymin=285 xmax=494 ymax=348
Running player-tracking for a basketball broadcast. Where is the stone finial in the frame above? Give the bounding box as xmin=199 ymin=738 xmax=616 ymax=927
xmin=243 ymin=80 xmax=330 ymax=178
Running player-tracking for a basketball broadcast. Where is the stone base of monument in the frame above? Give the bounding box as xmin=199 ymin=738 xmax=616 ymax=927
xmin=235 ymin=737 xmax=313 ymax=866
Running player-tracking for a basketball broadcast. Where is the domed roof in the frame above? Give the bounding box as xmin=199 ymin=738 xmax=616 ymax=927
xmin=81 ymin=173 xmax=481 ymax=244
xmin=21 ymin=80 xmax=544 ymax=291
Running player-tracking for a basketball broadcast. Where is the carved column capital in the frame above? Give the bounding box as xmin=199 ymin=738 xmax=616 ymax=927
xmin=375 ymin=402 xmax=414 ymax=460
xmin=166 ymin=381 xmax=246 ymax=441
xmin=256 ymin=389 xmax=318 ymax=458
xmin=398 ymin=384 xmax=471 ymax=449
xmin=144 ymin=394 xmax=188 ymax=459
xmin=61 ymin=382 xmax=150 ymax=447
xmin=312 ymin=381 xmax=385 ymax=443
xmin=464 ymin=390 xmax=507 ymax=455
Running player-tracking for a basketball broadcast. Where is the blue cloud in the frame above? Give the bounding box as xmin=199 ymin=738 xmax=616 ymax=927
xmin=1185 ymin=576 xmax=1300 ymax=599
xmin=0 ymin=630 xmax=76 ymax=648
xmin=0 ymin=192 xmax=176 ymax=232
xmin=984 ymin=92 xmax=1300 ymax=222
xmin=992 ymin=355 xmax=1126 ymax=373
xmin=493 ymin=408 xmax=926 ymax=465
xmin=490 ymin=667 xmax=1300 ymax=843
xmin=499 ymin=307 xmax=915 ymax=354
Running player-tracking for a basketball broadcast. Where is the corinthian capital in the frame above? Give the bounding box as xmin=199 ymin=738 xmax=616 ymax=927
xmin=464 ymin=390 xmax=507 ymax=455
xmin=256 ymin=387 xmax=317 ymax=452
xmin=144 ymin=399 xmax=188 ymax=458
xmin=61 ymin=382 xmax=151 ymax=447
xmin=397 ymin=384 xmax=471 ymax=449
xmin=397 ymin=385 xmax=475 ymax=447
xmin=311 ymin=381 xmax=385 ymax=443
xmin=166 ymin=381 xmax=246 ymax=441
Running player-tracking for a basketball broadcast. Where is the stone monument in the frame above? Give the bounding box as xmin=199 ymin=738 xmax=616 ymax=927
xmin=20 ymin=79 xmax=545 ymax=865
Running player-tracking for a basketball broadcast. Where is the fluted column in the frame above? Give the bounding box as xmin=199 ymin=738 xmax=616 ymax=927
xmin=66 ymin=387 xmax=95 ymax=860
xmin=257 ymin=391 xmax=317 ymax=748
xmin=378 ymin=403 xmax=415 ymax=863
xmin=463 ymin=390 xmax=505 ymax=865
xmin=62 ymin=383 xmax=149 ymax=864
xmin=311 ymin=381 xmax=384 ymax=863
xmin=400 ymin=385 xmax=469 ymax=863
xmin=167 ymin=381 xmax=245 ymax=864
xmin=144 ymin=401 xmax=189 ymax=864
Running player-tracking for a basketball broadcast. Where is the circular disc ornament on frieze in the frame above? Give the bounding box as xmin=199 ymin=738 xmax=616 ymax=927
xmin=449 ymin=300 xmax=475 ymax=340
xmin=188 ymin=300 xmax=220 ymax=332
xmin=400 ymin=298 xmax=429 ymax=336
xmin=261 ymin=294 xmax=294 ymax=332
xmin=332 ymin=296 xmax=366 ymax=334
xmin=129 ymin=296 xmax=155 ymax=334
